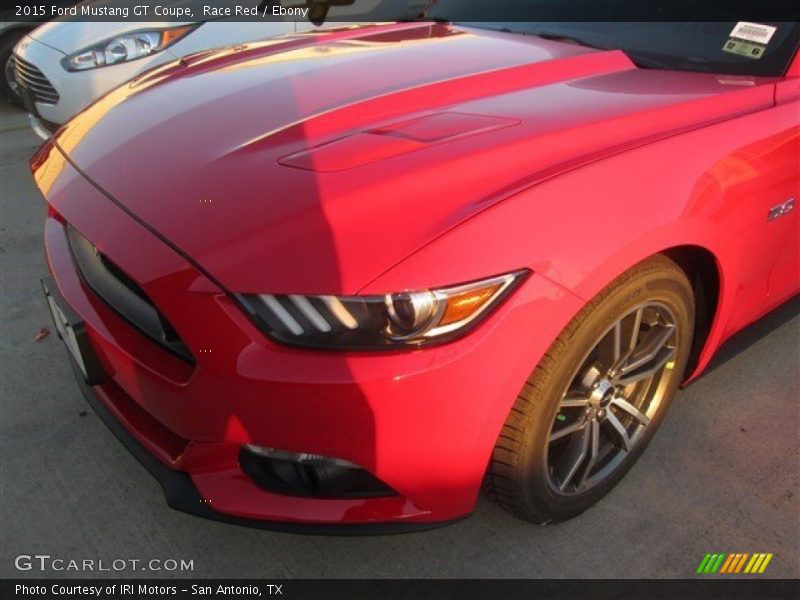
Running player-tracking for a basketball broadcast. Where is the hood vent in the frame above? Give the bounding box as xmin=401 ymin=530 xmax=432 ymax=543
xmin=279 ymin=112 xmax=519 ymax=172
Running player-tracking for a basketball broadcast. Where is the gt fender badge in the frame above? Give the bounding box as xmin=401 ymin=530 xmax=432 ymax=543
xmin=767 ymin=198 xmax=796 ymax=221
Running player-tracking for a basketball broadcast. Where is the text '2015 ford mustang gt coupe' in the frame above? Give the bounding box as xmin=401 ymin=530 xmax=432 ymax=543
xmin=32 ymin=9 xmax=799 ymax=531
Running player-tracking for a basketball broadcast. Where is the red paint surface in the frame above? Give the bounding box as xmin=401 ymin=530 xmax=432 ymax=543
xmin=34 ymin=23 xmax=799 ymax=524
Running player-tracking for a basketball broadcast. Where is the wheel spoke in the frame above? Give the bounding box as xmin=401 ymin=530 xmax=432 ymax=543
xmin=617 ymin=323 xmax=675 ymax=377
xmin=577 ymin=418 xmax=600 ymax=489
xmin=605 ymin=410 xmax=631 ymax=451
xmin=629 ymin=307 xmax=644 ymax=351
xmin=557 ymin=423 xmax=591 ymax=490
xmin=549 ymin=419 xmax=586 ymax=443
xmin=610 ymin=396 xmax=650 ymax=426
xmin=560 ymin=393 xmax=590 ymax=408
xmin=615 ymin=346 xmax=676 ymax=386
xmin=612 ymin=320 xmax=622 ymax=363
xmin=609 ymin=308 xmax=645 ymax=373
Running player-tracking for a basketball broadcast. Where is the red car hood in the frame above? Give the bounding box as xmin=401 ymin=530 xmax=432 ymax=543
xmin=49 ymin=23 xmax=776 ymax=294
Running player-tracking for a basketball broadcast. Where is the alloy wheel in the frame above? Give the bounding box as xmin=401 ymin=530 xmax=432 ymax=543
xmin=546 ymin=302 xmax=679 ymax=495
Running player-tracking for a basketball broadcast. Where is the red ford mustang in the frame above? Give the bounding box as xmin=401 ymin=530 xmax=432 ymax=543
xmin=33 ymin=11 xmax=799 ymax=531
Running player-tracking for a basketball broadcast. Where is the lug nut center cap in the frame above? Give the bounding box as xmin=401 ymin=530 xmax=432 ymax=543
xmin=590 ymin=380 xmax=614 ymax=407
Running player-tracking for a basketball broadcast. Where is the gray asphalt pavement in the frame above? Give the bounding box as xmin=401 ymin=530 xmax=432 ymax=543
xmin=1 ymin=101 xmax=798 ymax=579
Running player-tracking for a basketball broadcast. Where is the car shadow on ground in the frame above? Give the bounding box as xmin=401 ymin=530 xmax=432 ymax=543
xmin=696 ymin=295 xmax=799 ymax=381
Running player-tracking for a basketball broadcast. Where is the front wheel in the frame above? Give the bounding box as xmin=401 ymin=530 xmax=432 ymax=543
xmin=486 ymin=255 xmax=695 ymax=523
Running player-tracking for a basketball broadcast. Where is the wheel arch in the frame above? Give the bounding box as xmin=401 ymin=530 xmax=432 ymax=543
xmin=661 ymin=245 xmax=722 ymax=382
xmin=565 ymin=242 xmax=725 ymax=384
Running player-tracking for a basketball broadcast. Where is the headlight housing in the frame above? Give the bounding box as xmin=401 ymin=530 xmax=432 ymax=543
xmin=238 ymin=271 xmax=529 ymax=350
xmin=62 ymin=25 xmax=198 ymax=71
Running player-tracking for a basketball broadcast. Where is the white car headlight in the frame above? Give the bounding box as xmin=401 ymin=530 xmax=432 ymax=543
xmin=62 ymin=25 xmax=199 ymax=71
xmin=238 ymin=271 xmax=529 ymax=350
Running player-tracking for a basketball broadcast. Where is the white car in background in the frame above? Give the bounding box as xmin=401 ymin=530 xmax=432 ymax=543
xmin=1 ymin=1 xmax=81 ymax=107
xmin=13 ymin=0 xmax=428 ymax=138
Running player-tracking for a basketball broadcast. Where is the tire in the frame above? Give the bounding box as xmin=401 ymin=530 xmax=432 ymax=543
xmin=486 ymin=254 xmax=695 ymax=523
xmin=1 ymin=28 xmax=30 ymax=109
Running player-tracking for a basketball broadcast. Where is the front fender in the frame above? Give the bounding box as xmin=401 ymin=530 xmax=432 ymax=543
xmin=365 ymin=95 xmax=796 ymax=388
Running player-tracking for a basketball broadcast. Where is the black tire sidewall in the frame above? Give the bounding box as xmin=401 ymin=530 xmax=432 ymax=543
xmin=519 ymin=261 xmax=694 ymax=521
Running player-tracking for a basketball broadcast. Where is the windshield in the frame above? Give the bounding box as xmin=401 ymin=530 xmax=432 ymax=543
xmin=424 ymin=1 xmax=800 ymax=77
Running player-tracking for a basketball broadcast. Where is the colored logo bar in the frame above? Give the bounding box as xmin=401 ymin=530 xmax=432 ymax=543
xmin=696 ymin=553 xmax=774 ymax=574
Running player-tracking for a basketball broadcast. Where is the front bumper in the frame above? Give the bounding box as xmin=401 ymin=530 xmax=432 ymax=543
xmin=52 ymin=305 xmax=461 ymax=534
xmin=35 ymin=141 xmax=582 ymax=528
xmin=28 ymin=114 xmax=58 ymax=140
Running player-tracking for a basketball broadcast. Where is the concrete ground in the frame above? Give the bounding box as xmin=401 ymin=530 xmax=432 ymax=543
xmin=1 ymin=101 xmax=798 ymax=579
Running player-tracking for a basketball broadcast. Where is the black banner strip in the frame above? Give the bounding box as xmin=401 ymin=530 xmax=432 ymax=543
xmin=2 ymin=579 xmax=800 ymax=600
xmin=3 ymin=0 xmax=800 ymax=23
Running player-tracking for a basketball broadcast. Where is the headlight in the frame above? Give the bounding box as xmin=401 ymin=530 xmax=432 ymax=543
xmin=238 ymin=271 xmax=529 ymax=350
xmin=62 ymin=25 xmax=198 ymax=71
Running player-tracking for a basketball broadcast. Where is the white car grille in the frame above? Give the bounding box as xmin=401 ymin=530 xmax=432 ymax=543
xmin=13 ymin=55 xmax=59 ymax=105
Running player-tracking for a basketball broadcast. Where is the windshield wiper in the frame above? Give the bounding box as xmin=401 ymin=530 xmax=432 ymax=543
xmin=627 ymin=51 xmax=712 ymax=73
xmin=627 ymin=54 xmax=673 ymax=70
xmin=487 ymin=28 xmax=609 ymax=51
xmin=534 ymin=32 xmax=609 ymax=51
xmin=400 ymin=16 xmax=450 ymax=23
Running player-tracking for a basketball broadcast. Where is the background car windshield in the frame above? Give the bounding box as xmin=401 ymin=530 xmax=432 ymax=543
xmin=425 ymin=1 xmax=800 ymax=77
